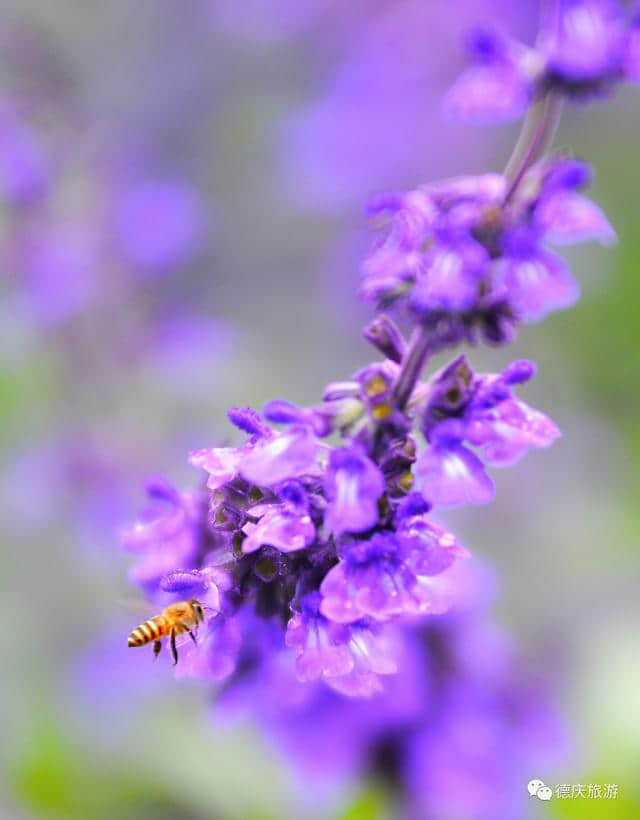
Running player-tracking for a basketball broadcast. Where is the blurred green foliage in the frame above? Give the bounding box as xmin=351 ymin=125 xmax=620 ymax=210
xmin=12 ymin=711 xmax=210 ymax=820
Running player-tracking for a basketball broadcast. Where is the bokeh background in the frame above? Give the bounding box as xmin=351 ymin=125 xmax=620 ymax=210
xmin=1 ymin=1 xmax=639 ymax=818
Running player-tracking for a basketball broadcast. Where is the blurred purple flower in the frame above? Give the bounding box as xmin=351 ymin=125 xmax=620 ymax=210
xmin=281 ymin=0 xmax=535 ymax=209
xmin=19 ymin=226 xmax=99 ymax=325
xmin=112 ymin=179 xmax=205 ymax=274
xmin=361 ymin=158 xmax=614 ymax=335
xmin=121 ymin=477 xmax=205 ymax=594
xmin=0 ymin=100 xmax=48 ymax=204
xmin=447 ymin=0 xmax=640 ymax=121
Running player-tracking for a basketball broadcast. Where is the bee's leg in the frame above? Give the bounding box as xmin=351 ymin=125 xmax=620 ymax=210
xmin=181 ymin=622 xmax=198 ymax=646
xmin=153 ymin=640 xmax=162 ymax=660
xmin=170 ymin=628 xmax=178 ymax=666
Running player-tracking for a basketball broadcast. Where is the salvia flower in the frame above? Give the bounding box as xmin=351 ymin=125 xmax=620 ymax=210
xmin=416 ymin=356 xmax=560 ymax=507
xmin=122 ymin=328 xmax=555 ymax=697
xmin=447 ymin=0 xmax=640 ymax=121
xmin=120 ymin=478 xmax=205 ymax=594
xmin=361 ymin=157 xmax=614 ymax=333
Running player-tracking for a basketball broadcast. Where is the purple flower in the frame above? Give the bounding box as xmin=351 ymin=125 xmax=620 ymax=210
xmin=448 ymin=1 xmax=640 ymax=121
xmin=20 ymin=225 xmax=99 ymax=326
xmin=120 ymin=478 xmax=203 ymax=594
xmin=174 ymin=614 xmax=243 ymax=682
xmin=239 ymin=426 xmax=325 ymax=487
xmin=416 ymin=357 xmax=560 ymax=507
xmin=0 ymin=101 xmax=48 ymax=204
xmin=320 ymin=523 xmax=468 ymax=624
xmin=188 ymin=445 xmax=251 ymax=491
xmin=361 ymin=158 xmax=613 ymax=329
xmin=445 ymin=28 xmax=535 ymax=121
xmin=416 ymin=431 xmax=496 ymax=508
xmin=160 ymin=567 xmax=230 ymax=613
xmin=242 ymin=500 xmax=315 ymax=554
xmin=112 ymin=179 xmax=205 ymax=274
xmin=324 ymin=446 xmax=385 ymax=536
xmin=286 ymin=593 xmax=397 ymax=697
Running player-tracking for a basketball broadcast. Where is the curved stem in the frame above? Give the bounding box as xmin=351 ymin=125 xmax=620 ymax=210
xmin=503 ymin=91 xmax=564 ymax=204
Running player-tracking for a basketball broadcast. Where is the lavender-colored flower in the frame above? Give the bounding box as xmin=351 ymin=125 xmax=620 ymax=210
xmin=415 ymin=356 xmax=559 ymax=507
xmin=324 ymin=446 xmax=384 ymax=536
xmin=320 ymin=512 xmax=468 ymax=623
xmin=242 ymin=500 xmax=315 ymax=554
xmin=0 ymin=100 xmax=48 ymax=204
xmin=286 ymin=593 xmax=397 ymax=697
xmin=121 ymin=477 xmax=204 ymax=594
xmin=160 ymin=567 xmax=230 ymax=613
xmin=19 ymin=225 xmax=99 ymax=326
xmin=239 ymin=425 xmax=325 ymax=487
xmin=111 ymin=179 xmax=205 ymax=274
xmin=174 ymin=613 xmax=244 ymax=682
xmin=361 ymin=157 xmax=614 ymax=333
xmin=447 ymin=0 xmax=640 ymax=121
xmin=113 ymin=10 xmax=624 ymax=815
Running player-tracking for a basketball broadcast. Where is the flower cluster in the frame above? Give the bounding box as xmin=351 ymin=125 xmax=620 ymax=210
xmin=248 ymin=564 xmax=568 ymax=818
xmin=122 ymin=332 xmax=559 ymax=697
xmin=118 ymin=0 xmax=631 ymax=811
xmin=447 ymin=0 xmax=640 ymax=121
xmin=361 ymin=158 xmax=614 ymax=337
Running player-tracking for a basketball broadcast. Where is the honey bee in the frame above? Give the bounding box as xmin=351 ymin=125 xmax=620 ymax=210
xmin=127 ymin=599 xmax=205 ymax=665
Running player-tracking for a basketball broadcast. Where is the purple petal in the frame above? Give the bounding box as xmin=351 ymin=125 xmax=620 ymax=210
xmin=319 ymin=563 xmax=361 ymax=624
xmin=416 ymin=443 xmax=495 ymax=507
xmin=467 ymin=398 xmax=561 ymax=466
xmin=240 ymin=427 xmax=323 ymax=487
xmin=542 ymin=0 xmax=626 ymax=81
xmin=503 ymin=250 xmax=580 ymax=322
xmin=188 ymin=446 xmax=244 ymax=490
xmin=324 ymin=447 xmax=384 ymax=536
xmin=536 ymin=191 xmax=616 ymax=245
xmin=112 ymin=179 xmax=205 ymax=273
xmin=410 ymin=243 xmax=487 ymax=313
xmin=445 ymin=63 xmax=531 ymax=122
xmin=242 ymin=504 xmax=315 ymax=553
xmin=285 ymin=612 xmax=353 ymax=682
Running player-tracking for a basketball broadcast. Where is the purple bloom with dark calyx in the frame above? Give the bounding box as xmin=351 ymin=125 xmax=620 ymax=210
xmin=445 ymin=28 xmax=536 ymax=121
xmin=542 ymin=0 xmax=628 ymax=84
xmin=448 ymin=0 xmax=640 ymax=121
xmin=320 ymin=521 xmax=468 ymax=624
xmin=416 ymin=423 xmax=496 ymax=508
xmin=324 ymin=446 xmax=385 ymax=536
xmin=120 ymin=478 xmax=204 ymax=595
xmin=113 ymin=6 xmax=622 ymax=808
xmin=286 ymin=593 xmax=397 ymax=697
xmin=362 ymin=156 xmax=613 ymax=331
xmin=416 ymin=356 xmax=559 ymax=507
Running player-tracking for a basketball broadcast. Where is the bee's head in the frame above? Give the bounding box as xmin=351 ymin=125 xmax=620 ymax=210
xmin=191 ymin=600 xmax=205 ymax=623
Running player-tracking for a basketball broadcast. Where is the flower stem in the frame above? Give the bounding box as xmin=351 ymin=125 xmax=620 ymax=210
xmin=392 ymin=325 xmax=434 ymax=410
xmin=503 ymin=91 xmax=564 ymax=204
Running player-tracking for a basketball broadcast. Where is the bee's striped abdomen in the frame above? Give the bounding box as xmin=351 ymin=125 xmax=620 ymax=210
xmin=128 ymin=615 xmax=168 ymax=647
